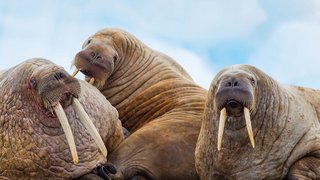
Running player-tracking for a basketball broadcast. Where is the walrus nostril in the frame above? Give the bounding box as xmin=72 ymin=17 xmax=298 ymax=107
xmin=90 ymin=51 xmax=96 ymax=58
xmin=90 ymin=51 xmax=101 ymax=61
xmin=225 ymin=80 xmax=240 ymax=87
xmin=234 ymin=81 xmax=239 ymax=86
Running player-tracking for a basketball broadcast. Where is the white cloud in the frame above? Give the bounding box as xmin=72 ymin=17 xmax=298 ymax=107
xmin=248 ymin=20 xmax=320 ymax=88
xmin=312 ymin=0 xmax=320 ymax=20
xmin=0 ymin=0 xmax=216 ymax=89
xmin=115 ymin=0 xmax=267 ymax=43
xmin=54 ymin=0 xmax=267 ymax=43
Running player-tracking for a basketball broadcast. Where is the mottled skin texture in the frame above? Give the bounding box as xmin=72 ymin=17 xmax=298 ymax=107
xmin=0 ymin=59 xmax=124 ymax=179
xmin=73 ymin=28 xmax=207 ymax=179
xmin=195 ymin=65 xmax=320 ymax=179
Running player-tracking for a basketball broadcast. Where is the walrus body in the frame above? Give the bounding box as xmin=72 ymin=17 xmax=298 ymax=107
xmin=72 ymin=28 xmax=207 ymax=179
xmin=195 ymin=65 xmax=320 ymax=179
xmin=0 ymin=59 xmax=124 ymax=179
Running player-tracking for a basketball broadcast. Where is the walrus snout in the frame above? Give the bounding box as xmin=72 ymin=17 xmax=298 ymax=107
xmin=39 ymin=70 xmax=80 ymax=111
xmin=215 ymin=71 xmax=256 ymax=151
xmin=215 ymin=76 xmax=254 ymax=111
xmin=71 ymin=42 xmax=117 ymax=89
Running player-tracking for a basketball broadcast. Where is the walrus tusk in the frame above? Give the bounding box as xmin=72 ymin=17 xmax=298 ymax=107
xmin=89 ymin=77 xmax=95 ymax=85
xmin=72 ymin=98 xmax=108 ymax=158
xmin=71 ymin=68 xmax=95 ymax=85
xmin=72 ymin=68 xmax=80 ymax=77
xmin=217 ymin=107 xmax=227 ymax=151
xmin=54 ymin=103 xmax=78 ymax=164
xmin=244 ymin=107 xmax=255 ymax=148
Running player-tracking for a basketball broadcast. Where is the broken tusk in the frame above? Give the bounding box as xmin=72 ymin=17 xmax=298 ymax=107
xmin=72 ymin=68 xmax=80 ymax=77
xmin=72 ymin=98 xmax=108 ymax=158
xmin=89 ymin=78 xmax=95 ymax=85
xmin=54 ymin=103 xmax=78 ymax=164
xmin=217 ymin=107 xmax=227 ymax=151
xmin=244 ymin=107 xmax=255 ymax=148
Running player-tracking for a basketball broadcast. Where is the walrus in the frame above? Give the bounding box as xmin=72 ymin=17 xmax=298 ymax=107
xmin=195 ymin=64 xmax=320 ymax=179
xmin=71 ymin=28 xmax=207 ymax=179
xmin=0 ymin=58 xmax=124 ymax=179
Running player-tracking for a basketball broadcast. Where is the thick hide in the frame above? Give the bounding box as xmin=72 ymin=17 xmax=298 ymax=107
xmin=0 ymin=58 xmax=124 ymax=179
xmin=195 ymin=65 xmax=320 ymax=179
xmin=72 ymin=28 xmax=207 ymax=179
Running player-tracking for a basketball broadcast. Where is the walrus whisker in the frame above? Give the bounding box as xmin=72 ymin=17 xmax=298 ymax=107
xmin=244 ymin=107 xmax=255 ymax=148
xmin=72 ymin=98 xmax=108 ymax=158
xmin=53 ymin=103 xmax=78 ymax=164
xmin=217 ymin=107 xmax=227 ymax=151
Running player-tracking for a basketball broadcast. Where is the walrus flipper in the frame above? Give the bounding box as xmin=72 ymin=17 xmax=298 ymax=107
xmin=287 ymin=156 xmax=320 ymax=179
xmin=123 ymin=127 xmax=130 ymax=138
xmin=76 ymin=163 xmax=117 ymax=180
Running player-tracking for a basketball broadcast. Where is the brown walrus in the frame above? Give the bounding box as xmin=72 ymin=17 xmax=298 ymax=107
xmin=71 ymin=28 xmax=207 ymax=179
xmin=195 ymin=64 xmax=320 ymax=179
xmin=0 ymin=58 xmax=124 ymax=179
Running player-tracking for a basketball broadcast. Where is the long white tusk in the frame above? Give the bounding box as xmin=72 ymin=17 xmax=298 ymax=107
xmin=244 ymin=107 xmax=255 ymax=148
xmin=89 ymin=78 xmax=95 ymax=85
xmin=72 ymin=98 xmax=108 ymax=158
xmin=54 ymin=103 xmax=78 ymax=164
xmin=217 ymin=107 xmax=227 ymax=151
xmin=72 ymin=68 xmax=80 ymax=77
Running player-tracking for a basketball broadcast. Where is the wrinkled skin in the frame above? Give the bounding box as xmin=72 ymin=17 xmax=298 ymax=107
xmin=72 ymin=28 xmax=207 ymax=179
xmin=195 ymin=65 xmax=320 ymax=179
xmin=0 ymin=59 xmax=124 ymax=179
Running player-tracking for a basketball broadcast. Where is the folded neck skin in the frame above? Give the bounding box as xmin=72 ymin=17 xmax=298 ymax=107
xmin=70 ymin=28 xmax=201 ymax=131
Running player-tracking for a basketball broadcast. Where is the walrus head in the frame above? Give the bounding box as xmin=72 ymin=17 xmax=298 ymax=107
xmin=0 ymin=58 xmax=110 ymax=178
xmin=71 ymin=29 xmax=121 ymax=89
xmin=29 ymin=60 xmax=108 ymax=162
xmin=212 ymin=65 xmax=258 ymax=150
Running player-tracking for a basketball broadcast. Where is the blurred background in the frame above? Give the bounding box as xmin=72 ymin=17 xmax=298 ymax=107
xmin=1 ymin=0 xmax=320 ymax=89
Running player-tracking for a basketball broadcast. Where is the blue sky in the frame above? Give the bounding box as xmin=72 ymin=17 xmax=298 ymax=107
xmin=1 ymin=0 xmax=320 ymax=89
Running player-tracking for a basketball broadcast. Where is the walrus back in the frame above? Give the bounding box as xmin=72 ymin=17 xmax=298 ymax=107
xmin=290 ymin=85 xmax=320 ymax=122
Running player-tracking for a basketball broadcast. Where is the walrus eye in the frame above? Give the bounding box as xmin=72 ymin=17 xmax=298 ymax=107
xmin=250 ymin=78 xmax=256 ymax=86
xmin=30 ymin=77 xmax=37 ymax=89
xmin=87 ymin=39 xmax=92 ymax=45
